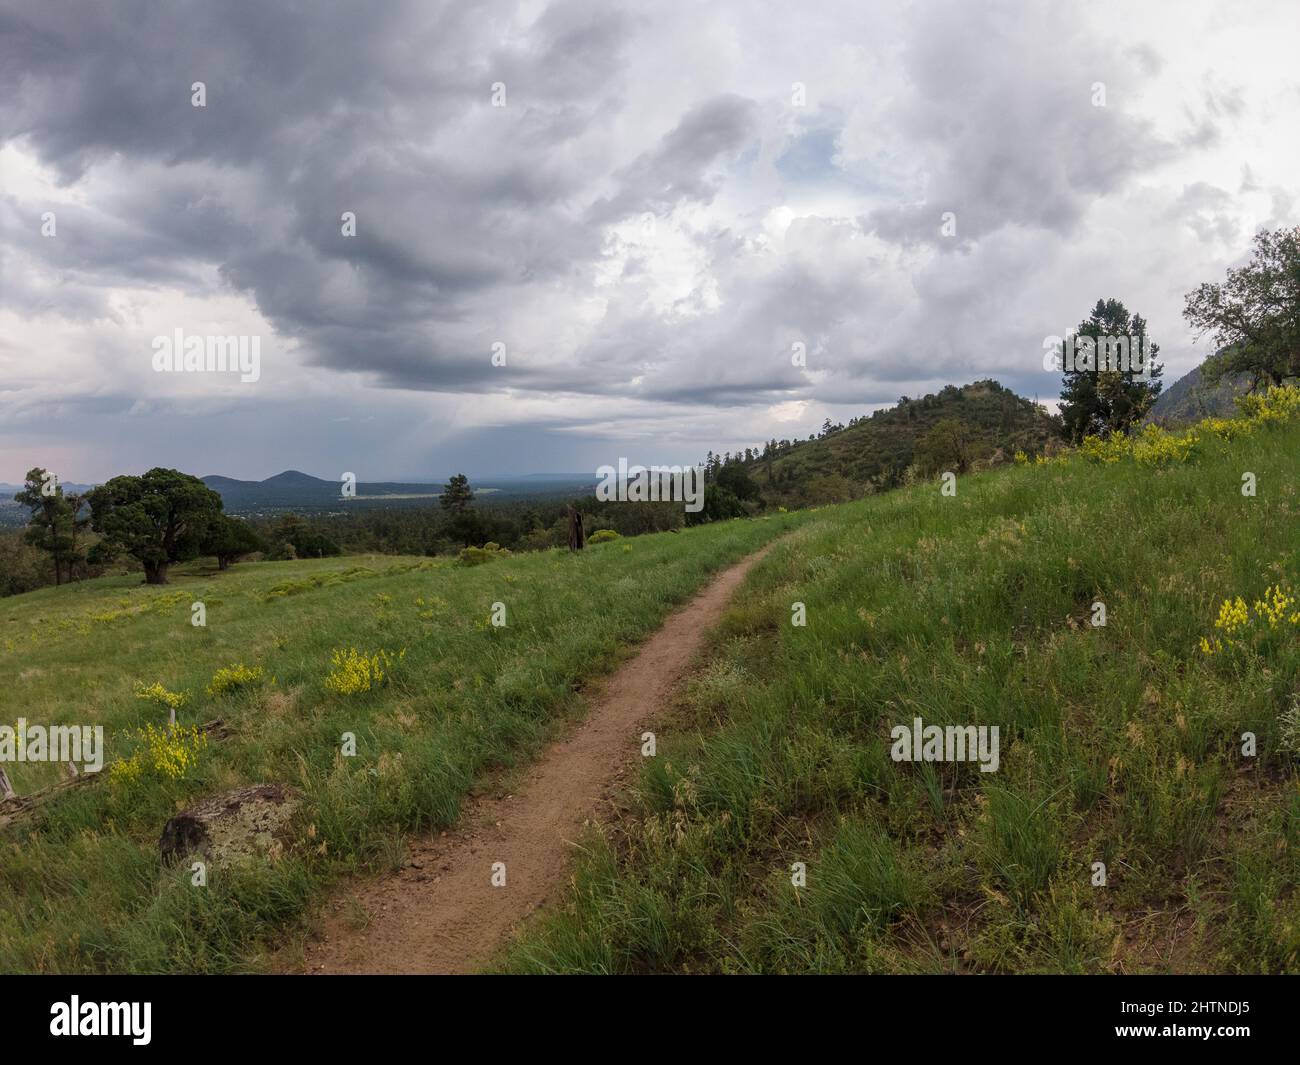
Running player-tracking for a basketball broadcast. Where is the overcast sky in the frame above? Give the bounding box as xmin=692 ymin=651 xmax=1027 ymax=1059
xmin=1 ymin=0 xmax=1297 ymax=483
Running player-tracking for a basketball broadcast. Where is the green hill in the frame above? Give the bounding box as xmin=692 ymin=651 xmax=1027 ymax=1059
xmin=740 ymin=380 xmax=1062 ymax=505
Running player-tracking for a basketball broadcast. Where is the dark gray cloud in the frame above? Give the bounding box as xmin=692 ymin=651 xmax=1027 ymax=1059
xmin=588 ymin=94 xmax=760 ymax=223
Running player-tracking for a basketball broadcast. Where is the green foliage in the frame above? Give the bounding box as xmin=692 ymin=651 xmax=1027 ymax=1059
xmin=738 ymin=380 xmax=1061 ymax=507
xmin=458 ymin=542 xmax=511 ymax=566
xmin=685 ymin=485 xmax=748 ymax=526
xmin=1185 ymin=225 xmax=1300 ymax=391
xmin=0 ymin=531 xmax=52 ymax=596
xmin=913 ymin=417 xmax=972 ymax=476
xmin=14 ymin=468 xmax=90 ymax=586
xmin=267 ymin=513 xmax=339 ymax=560
xmin=88 ymin=468 xmax=224 ymax=585
xmin=200 ymin=514 xmax=267 ymax=570
xmin=440 ymin=473 xmax=474 ymax=512
xmin=1059 ymin=298 xmax=1164 ymax=443
xmin=714 ymin=463 xmax=760 ymax=502
xmin=587 ymin=529 xmax=621 ymax=544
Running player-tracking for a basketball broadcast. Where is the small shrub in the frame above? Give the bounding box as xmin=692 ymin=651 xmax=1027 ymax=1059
xmin=325 ymin=647 xmax=405 ymax=695
xmin=109 ymin=721 xmax=208 ymax=784
xmin=458 ymin=543 xmax=511 ymax=566
xmin=206 ymin=663 xmax=267 ymax=697
xmin=135 ymin=682 xmax=188 ymax=713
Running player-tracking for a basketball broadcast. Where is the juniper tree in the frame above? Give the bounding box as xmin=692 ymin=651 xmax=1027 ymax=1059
xmin=88 ymin=468 xmax=223 ymax=584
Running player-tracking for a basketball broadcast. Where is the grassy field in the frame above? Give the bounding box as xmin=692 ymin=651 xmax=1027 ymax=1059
xmin=501 ymin=402 xmax=1300 ymax=973
xmin=4 ymin=393 xmax=1298 ymax=976
xmin=0 ymin=514 xmax=800 ymax=973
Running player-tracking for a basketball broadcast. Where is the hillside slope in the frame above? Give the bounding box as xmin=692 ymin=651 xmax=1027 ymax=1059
xmin=742 ymin=380 xmax=1061 ymax=505
xmin=1145 ymin=363 xmax=1254 ymax=426
xmin=505 ymin=390 xmax=1300 ymax=974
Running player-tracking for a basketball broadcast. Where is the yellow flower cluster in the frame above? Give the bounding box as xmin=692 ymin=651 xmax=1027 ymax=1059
xmin=1200 ymin=585 xmax=1299 ymax=655
xmin=1077 ymin=431 xmax=1130 ymax=464
xmin=324 ymin=647 xmax=406 ymax=695
xmin=1197 ymin=416 xmax=1251 ymax=441
xmin=1132 ymin=424 xmax=1198 ymax=466
xmin=1077 ymin=384 xmax=1300 ymax=469
xmin=135 ymin=682 xmax=187 ymax=712
xmin=109 ymin=722 xmax=208 ymax=784
xmin=1254 ymin=584 xmax=1299 ymax=628
xmin=206 ymin=663 xmax=267 ymax=697
xmin=1237 ymin=384 xmax=1300 ymax=425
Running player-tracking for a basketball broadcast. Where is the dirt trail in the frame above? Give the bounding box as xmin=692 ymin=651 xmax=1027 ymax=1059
xmin=295 ymin=544 xmax=774 ymax=974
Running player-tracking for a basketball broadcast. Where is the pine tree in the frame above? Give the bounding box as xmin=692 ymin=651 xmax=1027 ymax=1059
xmin=440 ymin=473 xmax=474 ymax=512
xmin=1059 ymin=298 xmax=1163 ymax=443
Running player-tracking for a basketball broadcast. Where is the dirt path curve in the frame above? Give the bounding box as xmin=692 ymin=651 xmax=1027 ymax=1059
xmin=295 ymin=543 xmax=775 ymax=974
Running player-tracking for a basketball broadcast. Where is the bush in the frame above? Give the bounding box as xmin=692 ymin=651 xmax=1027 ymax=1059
xmin=206 ymin=663 xmax=267 ymax=697
xmin=588 ymin=529 xmax=621 ymax=544
xmin=324 ymin=647 xmax=404 ymax=695
xmin=458 ymin=543 xmax=511 ymax=566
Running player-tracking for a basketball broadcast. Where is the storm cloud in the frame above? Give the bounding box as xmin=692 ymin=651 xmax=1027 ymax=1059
xmin=1 ymin=0 xmax=1296 ymax=480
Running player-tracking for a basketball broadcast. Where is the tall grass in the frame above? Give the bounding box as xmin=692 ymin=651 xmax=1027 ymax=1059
xmin=0 ymin=515 xmax=800 ymax=972
xmin=503 ymin=405 xmax=1300 ymax=974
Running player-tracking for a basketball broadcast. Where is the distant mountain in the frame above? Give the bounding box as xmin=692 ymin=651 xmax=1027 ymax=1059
xmin=738 ymin=379 xmax=1062 ymax=498
xmin=0 ymin=482 xmax=97 ymax=496
xmin=1145 ymin=363 xmax=1254 ymax=426
xmin=200 ymin=470 xmax=447 ymax=512
xmin=200 ymin=470 xmax=596 ymax=514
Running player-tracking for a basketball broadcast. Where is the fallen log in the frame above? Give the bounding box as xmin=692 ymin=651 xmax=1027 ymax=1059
xmin=0 ymin=719 xmax=230 ymax=831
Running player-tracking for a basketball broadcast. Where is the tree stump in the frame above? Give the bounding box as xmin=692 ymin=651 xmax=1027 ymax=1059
xmin=159 ymin=783 xmax=301 ymax=866
xmin=567 ymin=506 xmax=585 ymax=551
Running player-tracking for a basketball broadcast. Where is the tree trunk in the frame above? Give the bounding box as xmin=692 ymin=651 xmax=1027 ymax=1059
xmin=567 ymin=508 xmax=585 ymax=551
xmin=144 ymin=561 xmax=170 ymax=585
xmin=218 ymin=557 xmax=229 ymax=571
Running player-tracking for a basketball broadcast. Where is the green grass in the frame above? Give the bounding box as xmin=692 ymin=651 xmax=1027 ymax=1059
xmin=500 ymin=413 xmax=1300 ymax=974
xmin=0 ymin=514 xmax=801 ymax=973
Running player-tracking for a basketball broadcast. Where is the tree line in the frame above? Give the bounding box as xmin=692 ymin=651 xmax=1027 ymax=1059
xmin=3 ymin=463 xmax=749 ymax=593
xmin=4 ymin=225 xmax=1295 ymax=594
